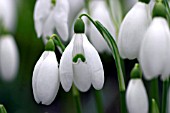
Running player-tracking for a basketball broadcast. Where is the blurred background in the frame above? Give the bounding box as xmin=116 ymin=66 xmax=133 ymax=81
xmin=0 ymin=0 xmax=156 ymax=113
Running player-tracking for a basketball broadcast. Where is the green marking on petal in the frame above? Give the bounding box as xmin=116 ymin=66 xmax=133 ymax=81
xmin=73 ymin=54 xmax=86 ymax=63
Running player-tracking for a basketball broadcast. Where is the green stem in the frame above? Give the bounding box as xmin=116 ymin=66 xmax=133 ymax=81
xmin=150 ymin=78 xmax=159 ymax=107
xmin=50 ymin=34 xmax=65 ymax=52
xmin=94 ymin=90 xmax=104 ymax=113
xmin=79 ymin=14 xmax=126 ymax=113
xmin=51 ymin=34 xmax=83 ymax=113
xmin=84 ymin=3 xmax=105 ymax=113
xmin=0 ymin=104 xmax=7 ymax=113
xmin=72 ymin=84 xmax=83 ymax=113
xmin=152 ymin=99 xmax=160 ymax=113
xmin=161 ymin=79 xmax=169 ymax=113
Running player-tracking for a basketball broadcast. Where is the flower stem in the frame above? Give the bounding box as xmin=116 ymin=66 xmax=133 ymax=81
xmin=79 ymin=14 xmax=126 ymax=113
xmin=72 ymin=84 xmax=83 ymax=113
xmin=150 ymin=78 xmax=159 ymax=107
xmin=161 ymin=79 xmax=169 ymax=113
xmin=152 ymin=98 xmax=160 ymax=113
xmin=51 ymin=34 xmax=83 ymax=113
xmin=0 ymin=104 xmax=7 ymax=113
xmin=94 ymin=90 xmax=104 ymax=113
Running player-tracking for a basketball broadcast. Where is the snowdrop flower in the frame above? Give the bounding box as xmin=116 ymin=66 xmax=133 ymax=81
xmin=89 ymin=0 xmax=116 ymax=53
xmin=59 ymin=19 xmax=104 ymax=92
xmin=34 ymin=0 xmax=69 ymax=43
xmin=0 ymin=0 xmax=17 ymax=32
xmin=139 ymin=2 xmax=170 ymax=80
xmin=126 ymin=64 xmax=148 ymax=113
xmin=0 ymin=35 xmax=19 ymax=81
xmin=32 ymin=39 xmax=59 ymax=105
xmin=118 ymin=0 xmax=151 ymax=60
xmin=68 ymin=0 xmax=85 ymax=27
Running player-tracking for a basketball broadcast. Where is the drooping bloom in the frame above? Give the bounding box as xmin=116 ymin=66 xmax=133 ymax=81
xmin=32 ymin=39 xmax=59 ymax=105
xmin=118 ymin=1 xmax=151 ymax=59
xmin=126 ymin=79 xmax=148 ymax=113
xmin=59 ymin=19 xmax=104 ymax=92
xmin=0 ymin=0 xmax=17 ymax=32
xmin=139 ymin=2 xmax=170 ymax=80
xmin=89 ymin=0 xmax=116 ymax=53
xmin=34 ymin=0 xmax=69 ymax=43
xmin=0 ymin=35 xmax=19 ymax=81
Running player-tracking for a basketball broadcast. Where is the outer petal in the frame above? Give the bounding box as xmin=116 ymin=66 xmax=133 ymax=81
xmin=36 ymin=51 xmax=59 ymax=105
xmin=73 ymin=60 xmax=91 ymax=92
xmin=83 ymin=34 xmax=104 ymax=90
xmin=54 ymin=0 xmax=69 ymax=41
xmin=118 ymin=2 xmax=150 ymax=59
xmin=126 ymin=79 xmax=148 ymax=113
xmin=68 ymin=0 xmax=84 ymax=27
xmin=34 ymin=0 xmax=51 ymax=37
xmin=32 ymin=51 xmax=48 ymax=104
xmin=89 ymin=1 xmax=115 ymax=53
xmin=0 ymin=35 xmax=19 ymax=81
xmin=139 ymin=18 xmax=170 ymax=80
xmin=0 ymin=0 xmax=16 ymax=32
xmin=59 ymin=36 xmax=74 ymax=92
xmin=42 ymin=11 xmax=55 ymax=44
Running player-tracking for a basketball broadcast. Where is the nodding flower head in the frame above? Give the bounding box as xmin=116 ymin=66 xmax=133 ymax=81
xmin=59 ymin=19 xmax=104 ymax=92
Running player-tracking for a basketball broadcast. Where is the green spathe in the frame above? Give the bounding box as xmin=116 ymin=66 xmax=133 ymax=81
xmin=151 ymin=99 xmax=160 ymax=113
xmin=45 ymin=39 xmax=55 ymax=51
xmin=152 ymin=2 xmax=167 ymax=18
xmin=74 ymin=18 xmax=85 ymax=33
xmin=139 ymin=0 xmax=150 ymax=4
xmin=130 ymin=63 xmax=142 ymax=79
xmin=51 ymin=0 xmax=56 ymax=6
xmin=73 ymin=54 xmax=86 ymax=63
xmin=0 ymin=104 xmax=7 ymax=113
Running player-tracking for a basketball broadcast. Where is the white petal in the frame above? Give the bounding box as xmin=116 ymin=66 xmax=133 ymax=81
xmin=68 ymin=0 xmax=84 ymax=27
xmin=42 ymin=11 xmax=55 ymax=44
xmin=73 ymin=60 xmax=91 ymax=92
xmin=59 ymin=36 xmax=74 ymax=92
xmin=83 ymin=34 xmax=104 ymax=90
xmin=139 ymin=17 xmax=170 ymax=80
xmin=32 ymin=51 xmax=48 ymax=104
xmin=118 ymin=2 xmax=151 ymax=59
xmin=0 ymin=35 xmax=19 ymax=81
xmin=126 ymin=79 xmax=148 ymax=113
xmin=34 ymin=0 xmax=51 ymax=37
xmin=36 ymin=51 xmax=59 ymax=105
xmin=89 ymin=1 xmax=115 ymax=53
xmin=54 ymin=0 xmax=69 ymax=41
xmin=0 ymin=0 xmax=16 ymax=32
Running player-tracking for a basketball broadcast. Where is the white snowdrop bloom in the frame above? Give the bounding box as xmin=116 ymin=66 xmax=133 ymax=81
xmin=0 ymin=35 xmax=19 ymax=81
xmin=32 ymin=39 xmax=59 ymax=105
xmin=126 ymin=79 xmax=148 ymax=113
xmin=68 ymin=0 xmax=85 ymax=26
xmin=0 ymin=0 xmax=17 ymax=32
xmin=34 ymin=0 xmax=69 ymax=43
xmin=124 ymin=0 xmax=138 ymax=12
xmin=139 ymin=17 xmax=170 ymax=80
xmin=89 ymin=0 xmax=116 ymax=53
xmin=118 ymin=1 xmax=151 ymax=59
xmin=59 ymin=19 xmax=104 ymax=92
